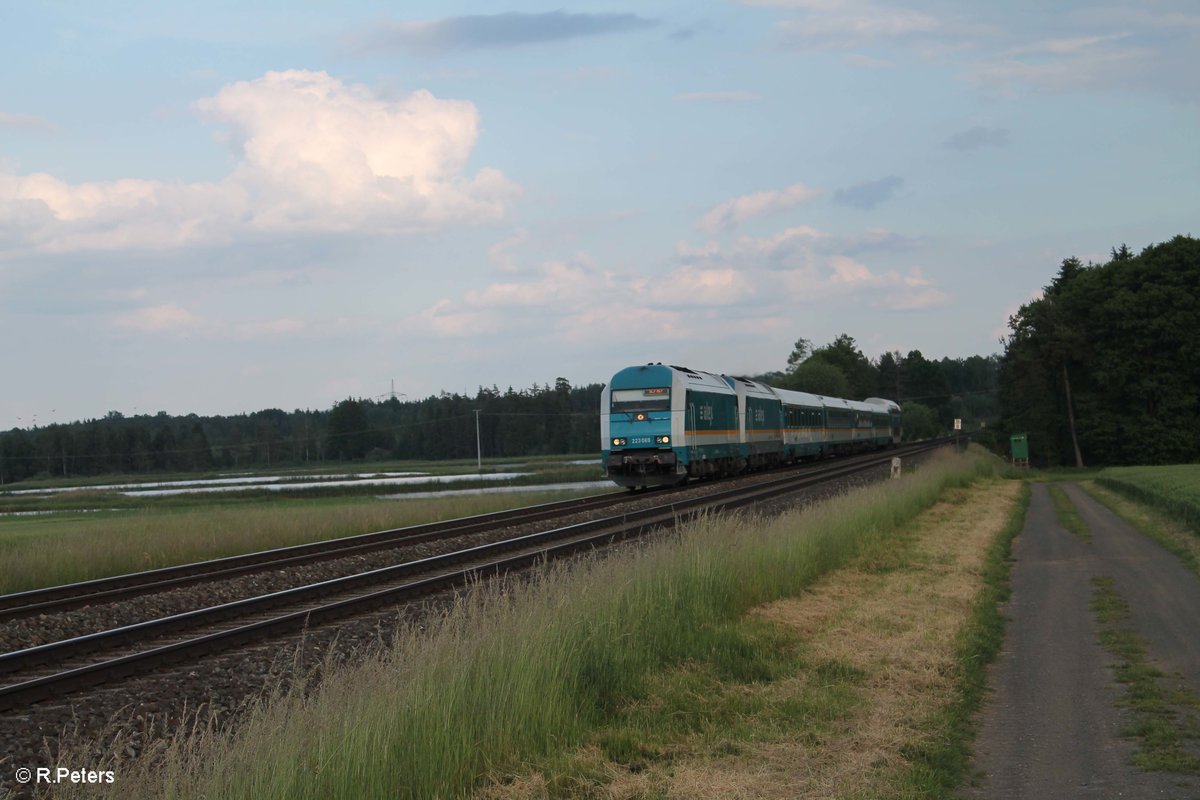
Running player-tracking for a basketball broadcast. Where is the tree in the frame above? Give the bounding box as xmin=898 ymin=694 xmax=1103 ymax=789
xmin=901 ymin=402 xmax=940 ymax=441
xmin=786 ymin=337 xmax=813 ymax=370
xmin=875 ymin=350 xmax=903 ymax=400
xmin=780 ymin=357 xmax=850 ymax=397
xmin=811 ymin=334 xmax=877 ymax=398
xmin=998 ymin=235 xmax=1200 ymax=466
xmin=327 ymin=398 xmax=372 ymax=460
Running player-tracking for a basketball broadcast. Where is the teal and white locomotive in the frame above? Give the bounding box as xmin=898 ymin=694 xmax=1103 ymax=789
xmin=600 ymin=363 xmax=901 ymax=489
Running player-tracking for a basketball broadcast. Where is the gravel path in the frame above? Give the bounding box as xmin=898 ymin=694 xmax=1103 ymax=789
xmin=965 ymin=482 xmax=1200 ymax=799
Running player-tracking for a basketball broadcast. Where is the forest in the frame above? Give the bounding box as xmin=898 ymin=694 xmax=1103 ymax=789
xmin=1 ymin=234 xmax=1193 ymax=481
xmin=997 ymin=234 xmax=1200 ymax=467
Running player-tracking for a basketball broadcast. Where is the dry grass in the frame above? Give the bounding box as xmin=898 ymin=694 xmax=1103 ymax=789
xmin=481 ymin=479 xmax=1021 ymax=800
xmin=675 ymin=482 xmax=1017 ymax=799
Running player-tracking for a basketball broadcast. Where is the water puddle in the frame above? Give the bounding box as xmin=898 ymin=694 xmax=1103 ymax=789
xmin=120 ymin=472 xmax=531 ymax=497
xmin=377 ymin=480 xmax=613 ymax=500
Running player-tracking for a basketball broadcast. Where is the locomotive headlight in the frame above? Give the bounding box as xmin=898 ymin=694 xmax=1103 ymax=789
xmin=612 ymin=437 xmax=627 ymax=446
xmin=655 ymin=435 xmax=670 ymax=444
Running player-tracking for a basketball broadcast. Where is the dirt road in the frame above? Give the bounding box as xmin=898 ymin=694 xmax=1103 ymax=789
xmin=966 ymin=482 xmax=1200 ymax=799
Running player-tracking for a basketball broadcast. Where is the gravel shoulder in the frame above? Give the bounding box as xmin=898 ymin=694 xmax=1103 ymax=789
xmin=965 ymin=482 xmax=1200 ymax=799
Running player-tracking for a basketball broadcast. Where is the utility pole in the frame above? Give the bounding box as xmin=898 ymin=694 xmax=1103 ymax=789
xmin=475 ymin=409 xmax=482 ymax=472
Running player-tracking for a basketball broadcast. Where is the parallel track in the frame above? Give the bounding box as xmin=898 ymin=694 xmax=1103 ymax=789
xmin=0 ymin=440 xmax=950 ymax=713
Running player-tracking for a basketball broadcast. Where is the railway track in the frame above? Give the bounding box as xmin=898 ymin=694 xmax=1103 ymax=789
xmin=0 ymin=490 xmax=635 ymax=622
xmin=0 ymin=440 xmax=948 ymax=713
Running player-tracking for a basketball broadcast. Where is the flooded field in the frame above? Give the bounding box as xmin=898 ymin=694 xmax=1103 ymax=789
xmin=0 ymin=457 xmax=604 ymax=510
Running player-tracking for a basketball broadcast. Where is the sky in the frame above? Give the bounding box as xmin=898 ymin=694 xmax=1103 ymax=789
xmin=1 ymin=1 xmax=1197 ymax=429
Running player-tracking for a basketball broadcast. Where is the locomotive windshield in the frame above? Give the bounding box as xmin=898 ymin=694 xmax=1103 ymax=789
xmin=611 ymin=387 xmax=671 ymax=412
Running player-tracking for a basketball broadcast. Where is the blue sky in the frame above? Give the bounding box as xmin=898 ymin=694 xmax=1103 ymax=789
xmin=1 ymin=1 xmax=1197 ymax=428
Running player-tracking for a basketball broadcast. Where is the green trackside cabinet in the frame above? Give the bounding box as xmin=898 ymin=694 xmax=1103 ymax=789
xmin=1010 ymin=433 xmax=1029 ymax=466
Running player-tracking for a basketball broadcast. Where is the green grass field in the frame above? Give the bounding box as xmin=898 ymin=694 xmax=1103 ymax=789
xmin=1096 ymin=464 xmax=1200 ymax=535
xmin=0 ymin=478 xmax=603 ymax=595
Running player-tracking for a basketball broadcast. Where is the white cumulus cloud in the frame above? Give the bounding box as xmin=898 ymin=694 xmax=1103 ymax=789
xmin=0 ymin=70 xmax=518 ymax=256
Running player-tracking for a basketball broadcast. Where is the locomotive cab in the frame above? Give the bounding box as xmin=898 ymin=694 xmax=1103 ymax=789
xmin=601 ymin=365 xmax=683 ymax=488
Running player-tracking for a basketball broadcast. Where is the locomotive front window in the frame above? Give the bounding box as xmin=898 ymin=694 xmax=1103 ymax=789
xmin=611 ymin=388 xmax=671 ymax=412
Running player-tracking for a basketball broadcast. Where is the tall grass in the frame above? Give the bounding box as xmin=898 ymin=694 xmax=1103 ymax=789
xmin=0 ymin=491 xmax=596 ymax=595
xmin=81 ymin=448 xmax=999 ymax=800
xmin=1096 ymin=464 xmax=1200 ymax=535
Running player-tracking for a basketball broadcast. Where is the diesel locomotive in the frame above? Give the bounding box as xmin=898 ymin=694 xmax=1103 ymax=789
xmin=600 ymin=363 xmax=901 ymax=489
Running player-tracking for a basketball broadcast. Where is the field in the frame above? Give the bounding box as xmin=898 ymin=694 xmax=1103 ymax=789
xmin=0 ymin=456 xmax=603 ymax=595
xmin=60 ymin=446 xmax=1018 ymax=800
xmin=1095 ymin=465 xmax=1200 ymax=535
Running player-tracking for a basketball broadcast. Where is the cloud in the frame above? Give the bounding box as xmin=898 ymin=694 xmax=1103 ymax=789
xmin=774 ymin=5 xmax=944 ymax=49
xmin=231 ymin=318 xmax=306 ymax=338
xmin=673 ymin=91 xmax=763 ymax=103
xmin=113 ymin=303 xmax=311 ymax=340
xmin=465 ymin=256 xmax=595 ymax=309
xmin=347 ymin=11 xmax=658 ymax=56
xmin=675 ymin=225 xmax=948 ymax=310
xmin=404 ymin=220 xmax=947 ymax=348
xmin=487 ymin=229 xmax=529 ymax=272
xmin=1001 ymin=33 xmax=1132 ymax=59
xmin=408 ymin=298 xmax=503 ymax=338
xmin=970 ymin=45 xmax=1158 ymax=97
xmin=0 ymin=70 xmax=517 ymax=255
xmin=942 ymin=125 xmax=1011 ymax=151
xmin=114 ymin=304 xmax=206 ymax=333
xmin=644 ymin=266 xmax=754 ymax=307
xmin=697 ymin=182 xmax=820 ymax=232
xmin=833 ymin=175 xmax=904 ymax=209
xmin=748 ymin=0 xmax=1199 ymax=102
xmin=965 ymin=15 xmax=1200 ymax=101
xmin=0 ymin=112 xmax=55 ymax=132
xmin=723 ymin=225 xmax=916 ymax=264
xmin=675 ymin=239 xmax=721 ymax=262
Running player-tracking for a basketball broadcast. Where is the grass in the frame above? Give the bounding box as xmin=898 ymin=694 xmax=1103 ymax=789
xmin=61 ymin=446 xmax=1011 ymax=800
xmin=1048 ymin=483 xmax=1091 ymax=540
xmin=896 ymin=480 xmax=1029 ymax=797
xmin=492 ymin=479 xmax=1030 ymax=800
xmin=1096 ymin=464 xmax=1200 ymax=536
xmin=1090 ymin=576 xmax=1200 ymax=774
xmin=0 ymin=489 xmax=600 ymax=595
xmin=1080 ymin=481 xmax=1200 ymax=579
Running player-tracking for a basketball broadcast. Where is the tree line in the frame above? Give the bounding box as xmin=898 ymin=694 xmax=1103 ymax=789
xmin=996 ymin=234 xmax=1200 ymax=467
xmin=752 ymin=335 xmax=1000 ymax=442
xmin=0 ymin=380 xmax=602 ymax=484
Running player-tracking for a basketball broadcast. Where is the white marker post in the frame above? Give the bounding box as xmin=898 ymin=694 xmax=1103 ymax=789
xmin=891 ymin=457 xmax=901 ymax=479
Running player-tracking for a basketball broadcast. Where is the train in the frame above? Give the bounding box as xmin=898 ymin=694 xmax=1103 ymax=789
xmin=600 ymin=363 xmax=902 ymax=489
